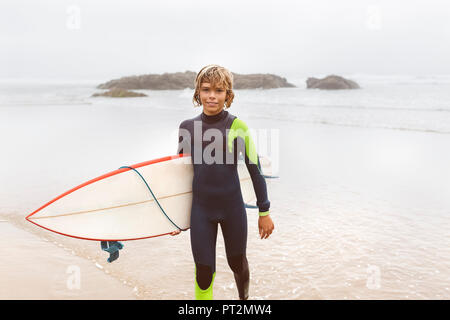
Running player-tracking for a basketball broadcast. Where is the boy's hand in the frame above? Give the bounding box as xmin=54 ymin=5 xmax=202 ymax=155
xmin=170 ymin=229 xmax=181 ymax=236
xmin=258 ymin=215 xmax=274 ymax=239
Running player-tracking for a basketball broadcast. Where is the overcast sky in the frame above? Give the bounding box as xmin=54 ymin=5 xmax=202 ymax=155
xmin=1 ymin=0 xmax=450 ymax=81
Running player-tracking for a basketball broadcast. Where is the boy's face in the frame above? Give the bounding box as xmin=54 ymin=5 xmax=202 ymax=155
xmin=199 ymin=82 xmax=227 ymax=115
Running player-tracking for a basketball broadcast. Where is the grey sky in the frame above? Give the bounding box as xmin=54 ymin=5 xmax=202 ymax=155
xmin=1 ymin=0 xmax=449 ymax=81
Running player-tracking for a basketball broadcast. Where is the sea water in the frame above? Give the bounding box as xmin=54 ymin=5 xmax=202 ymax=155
xmin=0 ymin=75 xmax=449 ymax=299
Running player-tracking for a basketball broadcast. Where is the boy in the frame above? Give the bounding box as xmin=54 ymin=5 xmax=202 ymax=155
xmin=173 ymin=64 xmax=274 ymax=300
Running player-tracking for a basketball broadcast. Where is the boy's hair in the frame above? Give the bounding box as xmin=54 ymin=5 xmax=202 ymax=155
xmin=193 ymin=64 xmax=235 ymax=108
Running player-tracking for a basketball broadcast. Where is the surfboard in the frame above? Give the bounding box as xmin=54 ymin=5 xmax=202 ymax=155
xmin=26 ymin=154 xmax=272 ymax=241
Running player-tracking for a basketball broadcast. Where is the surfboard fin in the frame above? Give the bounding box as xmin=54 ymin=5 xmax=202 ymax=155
xmin=262 ymin=174 xmax=279 ymax=179
xmin=101 ymin=241 xmax=124 ymax=263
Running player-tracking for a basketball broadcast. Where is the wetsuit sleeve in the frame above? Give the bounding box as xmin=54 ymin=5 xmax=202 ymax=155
xmin=229 ymin=119 xmax=270 ymax=216
xmin=177 ymin=121 xmax=191 ymax=155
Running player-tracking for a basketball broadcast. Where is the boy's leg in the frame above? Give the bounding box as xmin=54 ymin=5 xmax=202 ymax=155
xmin=227 ymin=254 xmax=250 ymax=300
xmin=221 ymin=202 xmax=249 ymax=300
xmin=190 ymin=202 xmax=218 ymax=300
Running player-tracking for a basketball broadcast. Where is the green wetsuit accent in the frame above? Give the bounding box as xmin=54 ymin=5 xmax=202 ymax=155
xmin=258 ymin=210 xmax=270 ymax=217
xmin=195 ymin=270 xmax=216 ymax=300
xmin=228 ymin=118 xmax=269 ymax=216
xmin=228 ymin=118 xmax=259 ymax=166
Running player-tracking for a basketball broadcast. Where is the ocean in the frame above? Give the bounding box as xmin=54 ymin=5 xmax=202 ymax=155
xmin=1 ymin=74 xmax=449 ymax=299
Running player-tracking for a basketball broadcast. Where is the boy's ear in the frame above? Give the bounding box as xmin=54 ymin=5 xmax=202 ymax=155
xmin=226 ymin=91 xmax=232 ymax=103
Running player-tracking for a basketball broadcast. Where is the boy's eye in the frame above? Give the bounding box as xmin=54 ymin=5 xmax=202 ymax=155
xmin=201 ymin=88 xmax=224 ymax=92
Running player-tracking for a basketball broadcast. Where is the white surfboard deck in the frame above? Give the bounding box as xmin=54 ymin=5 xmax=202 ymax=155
xmin=26 ymin=154 xmax=272 ymax=241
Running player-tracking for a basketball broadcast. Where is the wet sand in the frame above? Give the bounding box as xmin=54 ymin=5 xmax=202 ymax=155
xmin=0 ymin=219 xmax=137 ymax=300
xmin=2 ymin=119 xmax=450 ymax=300
xmin=1 ymin=83 xmax=450 ymax=299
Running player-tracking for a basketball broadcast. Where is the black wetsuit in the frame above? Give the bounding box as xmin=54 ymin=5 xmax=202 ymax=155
xmin=177 ymin=109 xmax=270 ymax=300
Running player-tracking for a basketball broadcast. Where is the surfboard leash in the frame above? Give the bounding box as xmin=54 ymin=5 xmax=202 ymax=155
xmin=119 ymin=166 xmax=182 ymax=232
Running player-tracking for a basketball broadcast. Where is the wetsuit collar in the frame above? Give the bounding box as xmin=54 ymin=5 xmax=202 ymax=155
xmin=201 ymin=109 xmax=226 ymax=124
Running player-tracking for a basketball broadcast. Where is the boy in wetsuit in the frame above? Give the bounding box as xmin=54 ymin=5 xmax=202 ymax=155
xmin=172 ymin=64 xmax=274 ymax=300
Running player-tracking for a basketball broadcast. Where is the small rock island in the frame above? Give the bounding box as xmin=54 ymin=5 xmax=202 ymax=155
xmin=97 ymin=71 xmax=296 ymax=90
xmin=91 ymin=88 xmax=147 ymax=98
xmin=306 ymin=75 xmax=360 ymax=90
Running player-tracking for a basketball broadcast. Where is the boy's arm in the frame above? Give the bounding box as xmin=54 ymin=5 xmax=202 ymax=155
xmin=229 ymin=118 xmax=270 ymax=216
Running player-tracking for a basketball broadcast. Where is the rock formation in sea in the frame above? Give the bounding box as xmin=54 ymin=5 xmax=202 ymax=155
xmin=306 ymin=75 xmax=360 ymax=90
xmin=97 ymin=71 xmax=296 ymax=90
xmin=91 ymin=88 xmax=147 ymax=98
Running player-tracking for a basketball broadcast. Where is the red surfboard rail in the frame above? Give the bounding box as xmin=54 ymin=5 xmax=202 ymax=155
xmin=25 ymin=153 xmax=191 ymax=241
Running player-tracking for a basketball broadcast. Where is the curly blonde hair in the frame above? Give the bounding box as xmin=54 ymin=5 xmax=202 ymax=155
xmin=192 ymin=64 xmax=235 ymax=108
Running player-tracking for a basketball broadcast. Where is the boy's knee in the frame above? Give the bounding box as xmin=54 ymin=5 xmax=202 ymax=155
xmin=227 ymin=254 xmax=248 ymax=274
xmin=196 ymin=263 xmax=213 ymax=290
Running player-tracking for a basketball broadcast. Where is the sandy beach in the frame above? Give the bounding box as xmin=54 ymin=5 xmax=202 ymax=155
xmin=3 ymin=0 xmax=450 ymax=302
xmin=0 ymin=218 xmax=137 ymax=300
xmin=1 ymin=78 xmax=450 ymax=300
